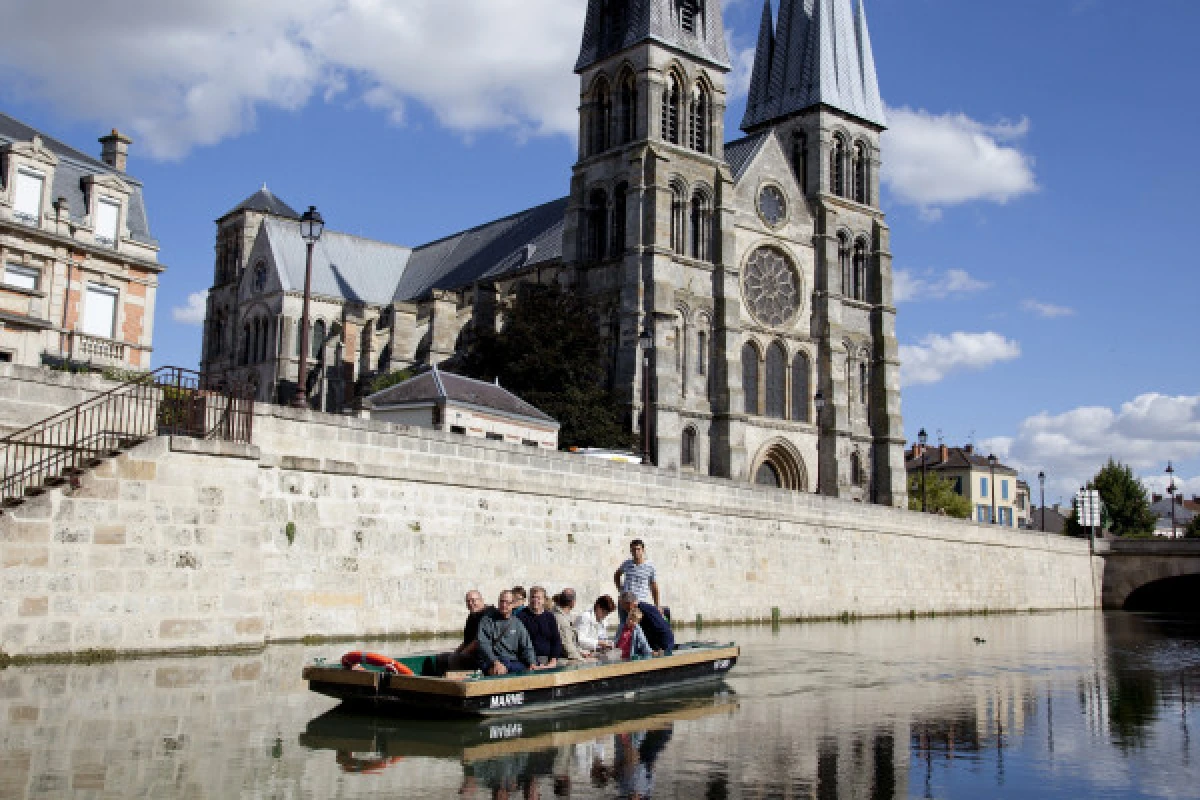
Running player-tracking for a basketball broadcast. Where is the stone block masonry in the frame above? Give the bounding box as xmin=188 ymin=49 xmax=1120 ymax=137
xmin=0 ymin=399 xmax=1101 ymax=659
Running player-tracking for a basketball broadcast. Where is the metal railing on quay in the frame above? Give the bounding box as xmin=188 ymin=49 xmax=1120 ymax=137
xmin=1 ymin=366 xmax=254 ymax=507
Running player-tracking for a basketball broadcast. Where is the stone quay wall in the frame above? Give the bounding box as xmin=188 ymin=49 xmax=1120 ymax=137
xmin=0 ymin=369 xmax=1101 ymax=658
xmin=0 ymin=363 xmax=123 ymax=438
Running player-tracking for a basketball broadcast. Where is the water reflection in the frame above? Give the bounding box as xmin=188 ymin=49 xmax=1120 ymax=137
xmin=0 ymin=613 xmax=1198 ymax=798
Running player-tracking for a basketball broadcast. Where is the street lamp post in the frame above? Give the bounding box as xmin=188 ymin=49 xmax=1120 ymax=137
xmin=1038 ymin=470 xmax=1046 ymax=532
xmin=292 ymin=206 xmax=324 ymax=409
xmin=814 ymin=390 xmax=826 ymax=494
xmin=639 ymin=328 xmax=653 ymax=465
xmin=1167 ymin=462 xmax=1178 ymax=539
xmin=988 ymin=453 xmax=998 ymax=525
xmin=918 ymin=428 xmax=929 ymax=513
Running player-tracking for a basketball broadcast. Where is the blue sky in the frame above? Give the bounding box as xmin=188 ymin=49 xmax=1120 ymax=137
xmin=3 ymin=0 xmax=1197 ymax=503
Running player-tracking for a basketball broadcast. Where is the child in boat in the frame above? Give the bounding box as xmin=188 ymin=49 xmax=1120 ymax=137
xmin=615 ymin=607 xmax=653 ymax=660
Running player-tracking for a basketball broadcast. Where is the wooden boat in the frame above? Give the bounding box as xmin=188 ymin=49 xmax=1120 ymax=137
xmin=302 ymin=641 xmax=739 ymax=717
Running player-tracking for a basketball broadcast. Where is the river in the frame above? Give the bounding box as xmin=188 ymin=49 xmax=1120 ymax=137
xmin=1 ymin=612 xmax=1197 ymax=798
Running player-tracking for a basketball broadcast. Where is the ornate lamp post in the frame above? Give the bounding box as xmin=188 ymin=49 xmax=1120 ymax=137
xmin=918 ymin=428 xmax=929 ymax=513
xmin=639 ymin=327 xmax=653 ymax=465
xmin=292 ymin=206 xmax=324 ymax=409
xmin=1038 ymin=470 xmax=1046 ymax=532
xmin=814 ymin=390 xmax=826 ymax=493
xmin=988 ymin=453 xmax=998 ymax=525
xmin=1167 ymin=462 xmax=1178 ymax=538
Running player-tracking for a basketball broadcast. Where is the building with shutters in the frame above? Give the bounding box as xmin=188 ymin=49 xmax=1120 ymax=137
xmin=201 ymin=0 xmax=908 ymax=506
xmin=0 ymin=112 xmax=163 ymax=370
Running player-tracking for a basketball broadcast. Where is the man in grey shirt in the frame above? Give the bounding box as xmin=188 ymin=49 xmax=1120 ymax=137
xmin=477 ymin=589 xmax=539 ymax=676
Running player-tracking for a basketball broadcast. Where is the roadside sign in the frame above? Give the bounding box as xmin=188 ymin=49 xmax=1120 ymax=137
xmin=1077 ymin=489 xmax=1102 ymax=528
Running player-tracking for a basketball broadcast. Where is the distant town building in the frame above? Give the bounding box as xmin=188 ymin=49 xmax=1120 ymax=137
xmin=200 ymin=0 xmax=911 ymax=505
xmin=1149 ymin=493 xmax=1198 ymax=538
xmin=364 ymin=365 xmax=558 ymax=450
xmin=0 ymin=112 xmax=163 ymax=369
xmin=1031 ymin=505 xmax=1070 ymax=535
xmin=905 ymin=443 xmax=1022 ymax=527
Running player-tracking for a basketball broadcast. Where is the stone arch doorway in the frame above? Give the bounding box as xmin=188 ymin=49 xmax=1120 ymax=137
xmin=751 ymin=439 xmax=809 ymax=492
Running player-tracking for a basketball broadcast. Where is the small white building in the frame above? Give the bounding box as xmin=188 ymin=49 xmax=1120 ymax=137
xmin=364 ymin=366 xmax=559 ymax=450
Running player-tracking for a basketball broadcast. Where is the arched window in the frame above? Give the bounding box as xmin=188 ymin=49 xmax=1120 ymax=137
xmin=755 ymin=462 xmax=781 ymax=488
xmin=792 ymin=352 xmax=811 ymax=423
xmin=838 ymin=232 xmax=851 ymax=296
xmin=853 ymin=142 xmax=868 ymax=204
xmin=689 ymin=85 xmax=710 ymax=154
xmin=593 ymin=80 xmax=612 ymax=154
xmin=697 ymin=330 xmax=707 ymax=376
xmin=377 ymin=342 xmax=392 ymax=373
xmin=690 ymin=191 xmax=711 ymax=262
xmin=765 ymin=342 xmax=786 ymax=419
xmin=587 ymin=189 xmax=609 ymax=262
xmin=618 ymin=72 xmax=638 ymax=144
xmin=860 ymin=362 xmax=869 ymax=406
xmin=253 ymin=263 xmax=268 ymax=292
xmin=670 ymin=182 xmax=687 ymax=254
xmin=240 ymin=324 xmax=251 ymax=366
xmin=662 ymin=74 xmax=681 ymax=145
xmin=679 ymin=0 xmax=700 ymax=34
xmin=742 ymin=342 xmax=759 ymax=415
xmin=312 ymin=319 xmax=326 ymax=357
xmin=853 ymin=239 xmax=868 ymax=301
xmin=360 ymin=320 xmax=374 ymax=373
xmin=256 ymin=319 xmax=266 ymax=363
xmin=851 ymin=452 xmax=863 ymax=486
xmin=681 ymin=426 xmax=697 ymax=468
xmin=792 ymin=131 xmax=808 ymax=192
xmin=830 ymin=135 xmax=846 ymax=197
xmin=611 ymin=183 xmax=627 ymax=258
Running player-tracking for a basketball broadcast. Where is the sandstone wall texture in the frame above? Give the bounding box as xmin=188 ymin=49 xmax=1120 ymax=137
xmin=0 ymin=384 xmax=1101 ymax=658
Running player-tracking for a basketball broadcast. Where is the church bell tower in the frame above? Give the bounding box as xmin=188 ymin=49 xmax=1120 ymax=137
xmin=565 ymin=0 xmax=741 ymax=475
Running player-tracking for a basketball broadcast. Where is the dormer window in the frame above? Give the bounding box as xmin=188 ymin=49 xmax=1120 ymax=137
xmin=94 ymin=197 xmax=120 ymax=247
xmin=12 ymin=168 xmax=45 ymax=226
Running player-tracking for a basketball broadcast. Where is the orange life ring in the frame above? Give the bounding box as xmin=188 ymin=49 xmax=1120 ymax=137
xmin=341 ymin=651 xmax=415 ymax=676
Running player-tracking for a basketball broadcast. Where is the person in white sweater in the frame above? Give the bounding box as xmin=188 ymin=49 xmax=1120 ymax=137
xmin=574 ymin=594 xmax=617 ymax=654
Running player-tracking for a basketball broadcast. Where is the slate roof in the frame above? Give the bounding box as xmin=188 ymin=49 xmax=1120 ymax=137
xmin=264 ymin=217 xmax=413 ymax=305
xmin=221 ymin=186 xmax=300 ymax=221
xmin=1150 ymin=497 xmax=1198 ymax=524
xmin=576 ymin=0 xmax=730 ymax=73
xmin=742 ymin=0 xmax=886 ymax=132
xmin=367 ymin=365 xmax=558 ymax=426
xmin=905 ymin=446 xmax=1019 ymax=477
xmin=724 ymin=132 xmax=772 ymax=182
xmin=392 ymin=197 xmax=567 ymax=302
xmin=0 ymin=111 xmax=156 ymax=246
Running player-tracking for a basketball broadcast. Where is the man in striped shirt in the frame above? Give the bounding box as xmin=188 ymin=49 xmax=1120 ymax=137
xmin=614 ymin=539 xmax=661 ymax=610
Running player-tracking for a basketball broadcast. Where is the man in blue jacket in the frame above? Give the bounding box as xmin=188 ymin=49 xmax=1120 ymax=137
xmin=618 ymin=592 xmax=674 ymax=655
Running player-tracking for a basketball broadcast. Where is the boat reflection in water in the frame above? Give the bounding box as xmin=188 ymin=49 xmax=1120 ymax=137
xmin=300 ymin=686 xmax=737 ymax=797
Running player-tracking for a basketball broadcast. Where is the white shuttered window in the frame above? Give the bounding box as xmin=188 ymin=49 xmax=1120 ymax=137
xmin=94 ymin=198 xmax=120 ymax=246
xmin=83 ymin=284 xmax=118 ymax=339
xmin=13 ymin=169 xmax=44 ymax=224
xmin=3 ymin=264 xmax=39 ymax=291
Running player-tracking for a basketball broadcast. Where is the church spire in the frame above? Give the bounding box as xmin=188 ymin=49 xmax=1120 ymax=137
xmin=741 ymin=0 xmax=886 ymax=132
xmin=576 ymin=0 xmax=731 ymax=73
xmin=743 ymin=0 xmax=775 ymax=121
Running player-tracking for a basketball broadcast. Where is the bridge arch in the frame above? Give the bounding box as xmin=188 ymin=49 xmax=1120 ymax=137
xmin=1099 ymin=540 xmax=1200 ymax=610
xmin=1122 ymin=574 xmax=1200 ymax=612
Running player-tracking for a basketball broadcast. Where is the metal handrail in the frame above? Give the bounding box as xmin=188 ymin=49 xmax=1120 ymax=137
xmin=1 ymin=366 xmax=254 ymax=505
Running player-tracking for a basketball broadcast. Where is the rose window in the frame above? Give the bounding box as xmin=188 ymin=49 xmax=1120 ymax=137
xmin=743 ymin=247 xmax=800 ymax=328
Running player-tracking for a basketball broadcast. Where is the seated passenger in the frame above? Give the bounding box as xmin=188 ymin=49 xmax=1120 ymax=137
xmin=444 ymin=589 xmax=491 ymax=672
xmin=477 ymin=590 xmax=539 ymax=676
xmin=618 ymin=591 xmax=674 ymax=656
xmin=575 ymin=594 xmax=617 ymax=653
xmin=615 ymin=607 xmax=653 ymax=660
xmin=551 ymin=588 xmax=588 ymax=662
xmin=510 ymin=585 xmax=528 ymax=616
xmin=516 ymin=586 xmax=561 ymax=668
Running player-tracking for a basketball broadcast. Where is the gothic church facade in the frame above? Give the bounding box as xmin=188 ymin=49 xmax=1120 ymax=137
xmin=201 ymin=0 xmax=906 ymax=506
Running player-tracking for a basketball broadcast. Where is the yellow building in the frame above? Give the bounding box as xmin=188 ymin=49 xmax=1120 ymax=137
xmin=906 ymin=444 xmax=1022 ymax=527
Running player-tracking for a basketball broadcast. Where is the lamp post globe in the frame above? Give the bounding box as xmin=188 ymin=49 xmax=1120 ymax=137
xmin=1166 ymin=462 xmax=1177 ymax=538
xmin=918 ymin=428 xmax=929 ymax=513
xmin=639 ymin=328 xmax=653 ymax=465
xmin=292 ymin=206 xmax=324 ymax=409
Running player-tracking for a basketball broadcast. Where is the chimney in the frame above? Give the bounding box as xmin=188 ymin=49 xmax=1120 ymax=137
xmin=964 ymin=444 xmax=974 ymax=455
xmin=99 ymin=129 xmax=133 ymax=172
xmin=1152 ymin=494 xmax=1163 ymax=504
xmin=1193 ymin=495 xmax=1200 ymax=504
xmin=939 ymin=445 xmax=949 ymax=463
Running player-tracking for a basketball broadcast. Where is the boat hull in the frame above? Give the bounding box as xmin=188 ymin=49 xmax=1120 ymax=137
xmin=304 ymin=644 xmax=739 ymax=717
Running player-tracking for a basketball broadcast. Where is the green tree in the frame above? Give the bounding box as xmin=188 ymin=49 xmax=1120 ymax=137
xmin=1185 ymin=514 xmax=1200 ymax=539
xmin=1065 ymin=460 xmax=1156 ymax=538
xmin=459 ymin=284 xmax=635 ymax=451
xmin=368 ymin=369 xmax=413 ymax=394
xmin=907 ymin=472 xmax=972 ymax=519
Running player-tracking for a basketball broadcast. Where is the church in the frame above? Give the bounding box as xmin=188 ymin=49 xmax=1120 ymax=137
xmin=200 ymin=0 xmax=907 ymax=507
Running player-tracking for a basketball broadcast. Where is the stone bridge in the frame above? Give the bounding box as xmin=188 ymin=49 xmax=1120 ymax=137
xmin=1096 ymin=539 xmax=1200 ymax=610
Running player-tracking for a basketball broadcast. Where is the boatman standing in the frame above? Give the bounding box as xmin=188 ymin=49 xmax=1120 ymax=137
xmin=614 ymin=538 xmax=662 ymax=615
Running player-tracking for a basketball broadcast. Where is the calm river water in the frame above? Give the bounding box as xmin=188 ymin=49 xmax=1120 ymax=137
xmin=1 ymin=612 xmax=1198 ymax=799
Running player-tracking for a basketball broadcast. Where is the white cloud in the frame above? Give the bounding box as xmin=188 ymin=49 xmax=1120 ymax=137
xmin=882 ymin=107 xmax=1038 ymax=219
xmin=0 ymin=0 xmax=588 ymax=159
xmin=982 ymin=393 xmax=1200 ymax=498
xmin=900 ymin=332 xmax=1020 ymax=387
xmin=1022 ymin=299 xmax=1076 ymax=319
xmin=894 ymin=268 xmax=990 ymax=303
xmin=172 ymin=291 xmax=208 ymax=325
